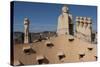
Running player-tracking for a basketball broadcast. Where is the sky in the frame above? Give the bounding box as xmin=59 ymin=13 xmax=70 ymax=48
xmin=13 ymin=1 xmax=97 ymax=33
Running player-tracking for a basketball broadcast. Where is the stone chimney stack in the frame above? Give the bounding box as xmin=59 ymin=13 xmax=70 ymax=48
xmin=24 ymin=17 xmax=30 ymax=43
xmin=57 ymin=5 xmax=73 ymax=36
xmin=75 ymin=16 xmax=92 ymax=42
